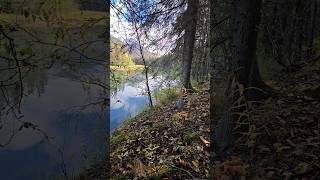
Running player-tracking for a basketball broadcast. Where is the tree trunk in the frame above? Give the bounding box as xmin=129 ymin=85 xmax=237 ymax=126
xmin=177 ymin=0 xmax=199 ymax=111
xmin=181 ymin=0 xmax=199 ymax=91
xmin=307 ymin=0 xmax=318 ymax=59
xmin=213 ymin=0 xmax=268 ymax=161
xmin=231 ymin=0 xmax=268 ymax=101
xmin=133 ymin=23 xmax=153 ymax=107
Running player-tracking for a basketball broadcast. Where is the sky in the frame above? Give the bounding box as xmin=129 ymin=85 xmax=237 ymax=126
xmin=110 ymin=3 xmax=132 ymax=42
xmin=110 ymin=1 xmax=178 ymax=56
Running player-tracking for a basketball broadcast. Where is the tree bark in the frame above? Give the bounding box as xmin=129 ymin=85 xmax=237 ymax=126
xmin=307 ymin=0 xmax=318 ymax=59
xmin=177 ymin=0 xmax=199 ymax=111
xmin=181 ymin=0 xmax=199 ymax=91
xmin=133 ymin=22 xmax=153 ymax=107
xmin=213 ymin=0 xmax=268 ymax=161
xmin=231 ymin=0 xmax=269 ymax=101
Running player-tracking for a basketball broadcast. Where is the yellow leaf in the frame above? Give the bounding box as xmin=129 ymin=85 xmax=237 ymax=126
xmin=192 ymin=160 xmax=199 ymax=168
xmin=192 ymin=160 xmax=200 ymax=173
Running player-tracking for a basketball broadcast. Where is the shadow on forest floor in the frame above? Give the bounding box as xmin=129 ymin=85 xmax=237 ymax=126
xmin=212 ymin=61 xmax=320 ymax=179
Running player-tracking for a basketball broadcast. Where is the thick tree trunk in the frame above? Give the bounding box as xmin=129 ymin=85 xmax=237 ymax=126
xmin=307 ymin=0 xmax=318 ymax=59
xmin=294 ymin=0 xmax=304 ymax=64
xmin=177 ymin=0 xmax=199 ymax=111
xmin=181 ymin=0 xmax=199 ymax=91
xmin=231 ymin=0 xmax=268 ymax=101
xmin=213 ymin=0 xmax=268 ymax=161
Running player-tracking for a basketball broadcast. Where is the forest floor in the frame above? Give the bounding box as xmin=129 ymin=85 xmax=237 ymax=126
xmin=211 ymin=60 xmax=320 ymax=179
xmin=109 ymin=84 xmax=211 ymax=179
xmin=78 ymin=62 xmax=319 ymax=180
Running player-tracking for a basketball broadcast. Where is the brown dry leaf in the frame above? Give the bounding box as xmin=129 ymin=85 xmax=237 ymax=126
xmin=179 ymin=159 xmax=188 ymax=167
xmin=133 ymin=158 xmax=146 ymax=178
xmin=200 ymin=136 xmax=210 ymax=147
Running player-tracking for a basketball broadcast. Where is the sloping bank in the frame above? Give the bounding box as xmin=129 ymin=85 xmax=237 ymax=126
xmin=107 ymin=84 xmax=210 ymax=179
xmin=110 ymin=85 xmax=211 ymax=179
xmin=76 ymin=61 xmax=320 ymax=179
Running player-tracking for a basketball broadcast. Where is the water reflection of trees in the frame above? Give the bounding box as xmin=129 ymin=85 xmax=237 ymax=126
xmin=0 ymin=3 xmax=108 ymax=178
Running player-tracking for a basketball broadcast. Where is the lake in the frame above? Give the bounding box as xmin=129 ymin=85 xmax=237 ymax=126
xmin=0 ymin=63 xmax=108 ymax=179
xmin=0 ymin=23 xmax=108 ymax=179
xmin=110 ymin=73 xmax=178 ymax=131
xmin=0 ymin=62 xmax=175 ymax=179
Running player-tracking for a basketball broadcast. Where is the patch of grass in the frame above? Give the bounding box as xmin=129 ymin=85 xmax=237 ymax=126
xmin=154 ymin=87 xmax=179 ymax=105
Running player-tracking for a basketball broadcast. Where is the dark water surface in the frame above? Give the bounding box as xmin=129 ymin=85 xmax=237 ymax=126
xmin=0 ymin=22 xmax=107 ymax=178
xmin=0 ymin=65 xmax=108 ymax=179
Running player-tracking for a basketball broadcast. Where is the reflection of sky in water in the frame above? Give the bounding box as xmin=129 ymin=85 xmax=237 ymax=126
xmin=0 ymin=69 xmax=107 ymax=179
xmin=110 ymin=81 xmax=149 ymax=130
xmin=110 ymin=76 xmax=178 ymax=131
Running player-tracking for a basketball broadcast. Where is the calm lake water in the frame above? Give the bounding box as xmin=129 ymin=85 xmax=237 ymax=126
xmin=0 ymin=23 xmax=107 ymax=179
xmin=0 ymin=64 xmax=108 ymax=179
xmin=110 ymin=74 xmax=177 ymax=131
xmin=0 ymin=63 xmax=173 ymax=179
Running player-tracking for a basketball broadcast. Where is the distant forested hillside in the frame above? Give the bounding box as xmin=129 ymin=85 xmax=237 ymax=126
xmin=111 ymin=36 xmax=158 ymax=65
xmin=110 ymin=36 xmax=135 ymax=67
